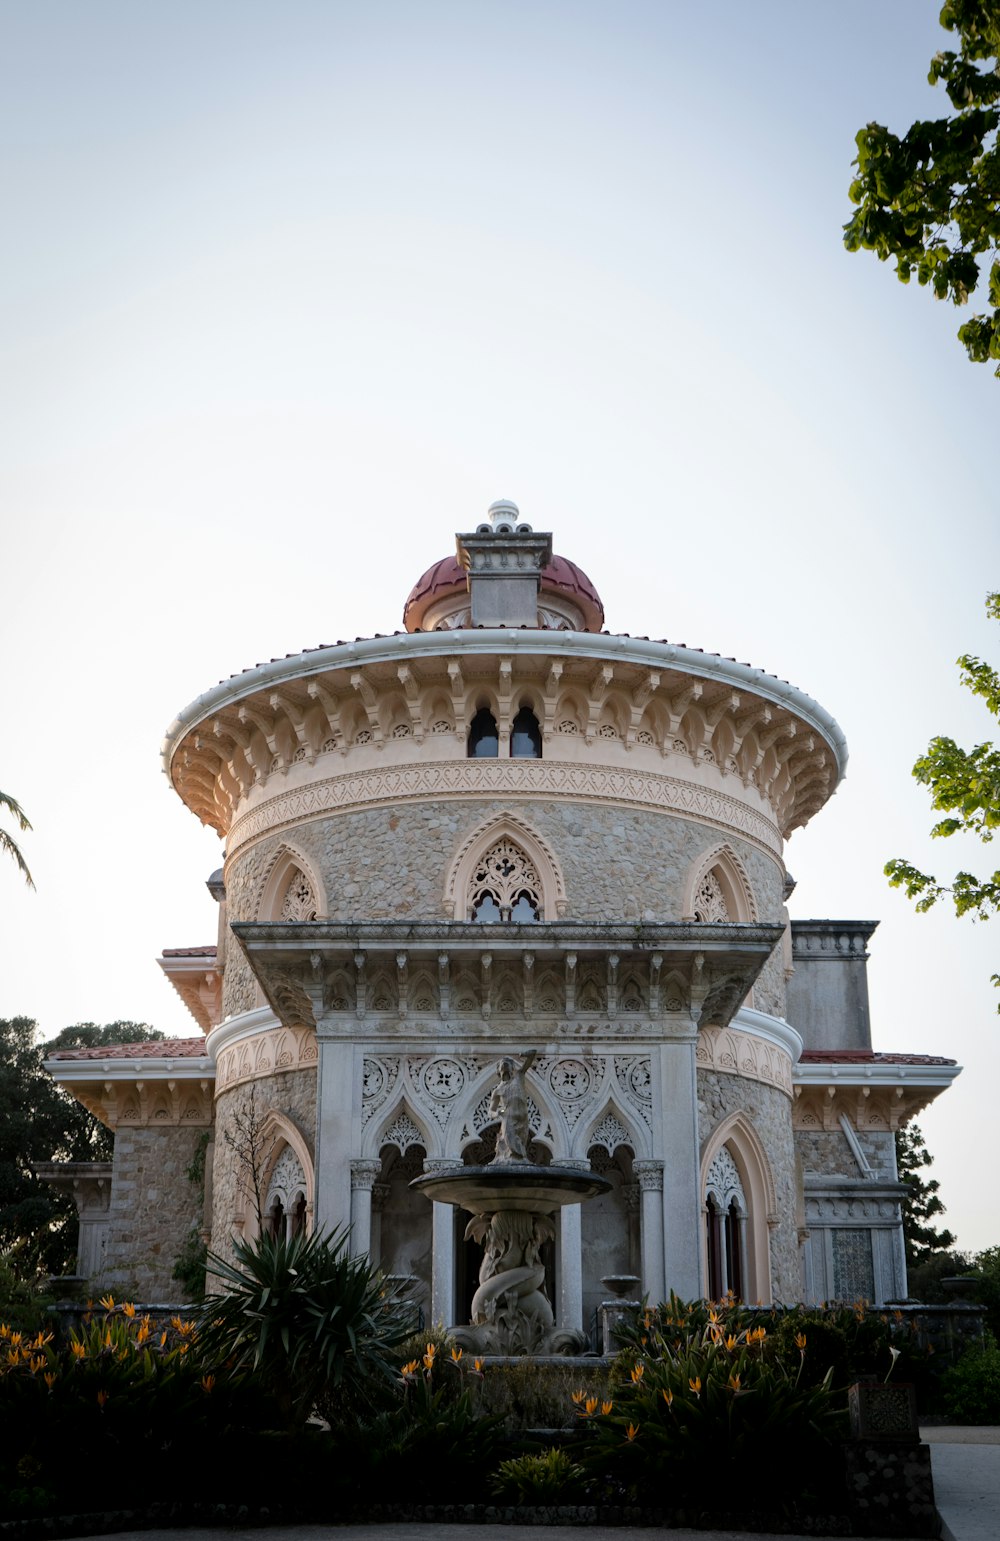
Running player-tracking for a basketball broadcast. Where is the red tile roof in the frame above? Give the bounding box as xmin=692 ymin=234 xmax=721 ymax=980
xmin=798 ymin=1050 xmax=958 ymax=1066
xmin=161 ymin=946 xmax=217 ymax=958
xmin=48 ymin=1038 xmax=208 ymax=1062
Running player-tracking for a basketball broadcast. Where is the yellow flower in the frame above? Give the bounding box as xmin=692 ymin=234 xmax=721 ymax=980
xmin=708 ymin=1308 xmax=720 ymax=1324
xmin=474 ymin=1358 xmax=484 ymax=1373
xmin=201 ymin=1375 xmax=215 ymax=1393
xmin=795 ymin=1332 xmax=807 ymax=1350
xmin=571 ymin=1389 xmax=586 ymax=1405
xmin=451 ymin=1347 xmax=463 ymax=1363
xmin=661 ymin=1389 xmax=673 ymax=1408
xmin=44 ymin=1372 xmax=57 ymax=1389
xmin=159 ymin=1332 xmax=167 ymax=1348
xmin=136 ymin=1323 xmax=150 ymax=1344
xmin=424 ymin=1341 xmax=437 ymax=1359
xmin=728 ymin=1373 xmax=742 ymax=1391
xmin=630 ymin=1362 xmax=644 ymax=1384
xmin=625 ymin=1423 xmax=639 ymax=1442
xmin=6 ymin=1349 xmax=19 ymax=1367
xmin=602 ymin=1400 xmax=613 ymax=1415
xmin=9 ymin=1332 xmax=22 ymax=1347
xmin=70 ymin=1341 xmax=87 ymax=1360
xmin=422 ymin=1352 xmax=435 ymax=1371
xmin=177 ymin=1342 xmax=189 ymax=1355
xmin=401 ymin=1359 xmax=419 ymax=1376
xmin=710 ymin=1326 xmax=722 ymax=1344
xmin=30 ymin=1355 xmax=45 ymax=1374
xmin=96 ymin=1389 xmax=108 ymax=1406
xmin=725 ymin=1334 xmax=739 ymax=1351
xmin=585 ymin=1397 xmax=598 ymax=1416
xmin=98 ymin=1294 xmax=115 ymax=1312
xmin=688 ymin=1376 xmax=701 ymax=1395
xmin=122 ymin=1301 xmax=136 ymax=1319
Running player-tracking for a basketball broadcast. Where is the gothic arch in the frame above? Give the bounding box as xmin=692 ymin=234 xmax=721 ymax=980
xmin=364 ymin=1097 xmax=436 ymax=1160
xmin=575 ymin=1096 xmax=651 ymax=1161
xmin=444 ymin=812 xmax=567 ymax=920
xmin=255 ymin=841 xmax=327 ymax=922
xmin=700 ymin=1112 xmax=775 ymax=1301
xmin=234 ymin=1108 xmax=315 ymax=1239
xmin=681 ymin=842 xmax=758 ymax=923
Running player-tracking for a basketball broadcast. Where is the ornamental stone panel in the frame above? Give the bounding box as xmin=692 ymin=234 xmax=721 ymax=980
xmin=696 ymin=1070 xmax=799 ymax=1301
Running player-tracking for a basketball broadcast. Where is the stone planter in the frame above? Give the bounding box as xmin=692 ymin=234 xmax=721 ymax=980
xmin=848 ymin=1380 xmax=919 ymax=1442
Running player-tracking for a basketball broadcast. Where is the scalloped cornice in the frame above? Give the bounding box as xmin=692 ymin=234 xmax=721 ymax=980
xmin=163 ymin=632 xmax=846 ymax=843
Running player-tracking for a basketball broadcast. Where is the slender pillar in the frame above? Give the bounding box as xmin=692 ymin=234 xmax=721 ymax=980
xmin=423 ymin=1158 xmax=457 ymax=1326
xmin=634 ymin=1160 xmax=665 ymax=1303
xmin=314 ymin=1038 xmax=356 ymax=1235
xmin=658 ymin=1035 xmax=703 ymax=1298
xmin=556 ymin=1203 xmax=583 ymax=1331
xmin=349 ymin=1160 xmax=383 ymax=1258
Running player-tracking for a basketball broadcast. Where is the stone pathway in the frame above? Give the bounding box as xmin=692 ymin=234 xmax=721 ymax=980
xmin=922 ymin=1425 xmax=1000 ymax=1541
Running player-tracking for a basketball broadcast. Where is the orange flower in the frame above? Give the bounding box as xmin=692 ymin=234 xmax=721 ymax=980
xmin=725 ymin=1334 xmax=739 ymax=1351
xmin=688 ymin=1376 xmax=701 ymax=1395
xmin=474 ymin=1358 xmax=484 ymax=1373
xmin=122 ymin=1302 xmax=136 ymax=1319
xmin=625 ymin=1423 xmax=639 ymax=1442
xmin=795 ymin=1332 xmax=807 ymax=1350
xmin=450 ymin=1347 xmax=463 ymax=1363
xmin=70 ymin=1341 xmax=87 ymax=1360
xmin=661 ymin=1389 xmax=673 ymax=1408
xmin=571 ymin=1389 xmax=586 ymax=1405
xmin=96 ymin=1390 xmax=108 ymax=1407
xmin=98 ymin=1294 xmax=115 ymax=1312
xmin=728 ymin=1373 xmax=742 ymax=1391
xmin=601 ymin=1400 xmax=613 ymax=1415
xmin=201 ymin=1375 xmax=215 ymax=1393
xmin=44 ymin=1372 xmax=57 ymax=1389
xmin=585 ymin=1397 xmax=598 ymax=1416
xmin=630 ymin=1362 xmax=644 ymax=1384
xmin=401 ymin=1359 xmax=419 ymax=1376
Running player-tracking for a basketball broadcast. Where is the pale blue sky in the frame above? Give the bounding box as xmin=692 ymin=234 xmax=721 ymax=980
xmin=2 ymin=1 xmax=997 ymax=1250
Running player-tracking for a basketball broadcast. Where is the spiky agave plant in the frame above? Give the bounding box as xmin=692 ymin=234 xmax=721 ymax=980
xmin=197 ymin=1226 xmax=414 ymax=1428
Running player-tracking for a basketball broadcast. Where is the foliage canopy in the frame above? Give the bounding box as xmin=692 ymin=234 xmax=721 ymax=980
xmin=844 ymin=1 xmax=1000 ymax=374
xmin=885 ymin=592 xmax=1000 ymax=1007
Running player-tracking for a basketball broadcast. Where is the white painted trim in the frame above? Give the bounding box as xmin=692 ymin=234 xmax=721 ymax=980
xmin=162 ymin=630 xmax=848 ymax=783
xmin=793 ymin=1060 xmax=961 ymax=1088
xmin=730 ymin=1007 xmax=803 ymax=1064
xmin=45 ymin=1054 xmax=213 ymax=1083
xmin=205 ymin=1006 xmax=281 ymax=1065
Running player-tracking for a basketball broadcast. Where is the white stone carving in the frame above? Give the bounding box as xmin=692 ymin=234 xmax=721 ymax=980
xmin=548 ymin=1059 xmax=592 ymax=1101
xmin=361 ymin=1056 xmax=400 ymax=1123
xmin=693 ymin=870 xmax=730 ymax=923
xmin=469 ymin=837 xmax=541 ymax=921
xmin=590 ymin=1111 xmax=633 ymax=1154
xmin=267 ymin=1144 xmax=306 ymax=1209
xmin=380 ymin=1110 xmax=424 ymax=1153
xmin=696 ymin=1025 xmax=793 ymax=1097
xmin=279 ymin=869 xmax=318 ymax=922
xmin=705 ymin=1144 xmax=745 ymax=1210
xmin=420 ymin=1057 xmax=467 ymax=1101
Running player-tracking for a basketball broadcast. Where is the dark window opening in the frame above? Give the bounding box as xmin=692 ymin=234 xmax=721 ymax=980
xmin=511 ymin=706 xmax=542 ymax=758
xmin=467 ymin=708 xmax=499 ymax=758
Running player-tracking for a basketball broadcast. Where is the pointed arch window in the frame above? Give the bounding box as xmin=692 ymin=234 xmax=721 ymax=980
xmin=467 ymin=707 xmax=499 ymax=758
xmin=511 ymin=705 xmax=542 ymax=759
xmin=693 ymin=870 xmax=732 ymax=923
xmin=469 ymin=838 xmax=541 ymax=923
xmin=705 ymin=1144 xmax=748 ymax=1300
xmin=279 ymin=868 xmax=318 ymax=923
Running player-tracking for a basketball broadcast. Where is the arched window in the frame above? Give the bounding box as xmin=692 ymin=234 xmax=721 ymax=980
xmin=511 ymin=705 xmax=542 ymax=759
xmin=470 ymin=838 xmax=541 ymax=923
xmin=704 ymin=1144 xmax=748 ymax=1300
xmin=279 ymin=868 xmax=318 ymax=922
xmin=467 ymin=707 xmax=499 ymax=758
xmin=263 ymin=1144 xmax=308 ymax=1242
xmin=693 ymin=870 xmax=731 ymax=922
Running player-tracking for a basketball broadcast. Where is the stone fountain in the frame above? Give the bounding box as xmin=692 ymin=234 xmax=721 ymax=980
xmin=411 ymin=1051 xmax=611 ymax=1355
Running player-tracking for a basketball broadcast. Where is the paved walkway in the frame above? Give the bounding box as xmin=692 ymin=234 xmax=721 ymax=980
xmin=63 ymin=1429 xmax=999 ymax=1541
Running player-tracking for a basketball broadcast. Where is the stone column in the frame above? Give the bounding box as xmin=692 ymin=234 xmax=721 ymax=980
xmin=550 ymin=1158 xmax=586 ymax=1331
xmin=634 ymin=1160 xmax=666 ymax=1303
xmin=314 ymin=1038 xmax=356 ymax=1236
xmin=658 ymin=1035 xmax=703 ymax=1298
xmin=349 ymin=1160 xmax=383 ymax=1259
xmin=423 ymin=1158 xmax=457 ymax=1327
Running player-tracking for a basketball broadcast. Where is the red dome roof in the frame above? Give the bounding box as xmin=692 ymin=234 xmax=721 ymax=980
xmin=403 ymin=552 xmax=604 ymax=632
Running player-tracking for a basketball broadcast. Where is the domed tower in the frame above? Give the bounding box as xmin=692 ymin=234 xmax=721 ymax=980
xmin=47 ymin=501 xmax=959 ymax=1313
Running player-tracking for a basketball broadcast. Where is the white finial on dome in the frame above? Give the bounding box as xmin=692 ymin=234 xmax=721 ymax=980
xmin=487 ymin=498 xmax=527 ymax=533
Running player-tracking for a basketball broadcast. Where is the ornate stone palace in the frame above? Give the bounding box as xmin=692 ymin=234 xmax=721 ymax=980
xmin=45 ymin=501 xmax=959 ymax=1323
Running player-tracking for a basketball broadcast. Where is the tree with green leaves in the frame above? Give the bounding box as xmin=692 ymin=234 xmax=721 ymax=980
xmin=0 ymin=1018 xmax=162 ymax=1277
xmin=844 ymin=0 xmax=1000 ymax=374
xmin=896 ymin=1123 xmax=956 ymax=1269
xmin=0 ymin=792 xmax=33 ymax=888
xmin=885 ymin=592 xmax=999 ymax=1008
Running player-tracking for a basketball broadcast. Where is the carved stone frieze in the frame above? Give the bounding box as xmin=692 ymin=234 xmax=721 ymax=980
xmin=215 ymin=1025 xmax=318 ymax=1096
xmin=696 ymin=1025 xmax=793 ymax=1097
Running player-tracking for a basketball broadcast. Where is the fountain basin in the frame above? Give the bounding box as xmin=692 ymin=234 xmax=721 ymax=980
xmin=410 ymin=1162 xmax=611 ymax=1213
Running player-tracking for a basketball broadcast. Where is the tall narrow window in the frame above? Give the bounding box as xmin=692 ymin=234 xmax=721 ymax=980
xmin=705 ymin=1144 xmax=747 ymax=1299
xmin=467 ymin=708 xmax=499 ymax=758
xmin=511 ymin=706 xmax=542 ymax=758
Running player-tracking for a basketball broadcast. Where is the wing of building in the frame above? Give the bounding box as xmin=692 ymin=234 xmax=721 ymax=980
xmin=45 ymin=500 xmax=959 ymax=1320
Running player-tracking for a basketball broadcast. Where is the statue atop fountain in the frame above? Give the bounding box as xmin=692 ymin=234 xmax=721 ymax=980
xmin=411 ymin=1049 xmax=611 ymax=1355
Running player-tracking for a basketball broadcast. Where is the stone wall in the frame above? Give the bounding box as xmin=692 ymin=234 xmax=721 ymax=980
xmin=795 ymin=1128 xmax=897 ymax=1182
xmin=696 ymin=1070 xmax=799 ymax=1301
xmin=221 ymin=800 xmax=786 ymax=1019
xmin=210 ymin=1067 xmax=317 ymax=1249
xmin=98 ymin=1125 xmax=207 ymax=1302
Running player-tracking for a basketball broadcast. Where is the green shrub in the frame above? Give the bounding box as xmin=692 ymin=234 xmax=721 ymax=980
xmin=942 ymin=1334 xmax=1000 ymax=1424
xmin=491 ymin=1445 xmax=587 ymax=1504
xmin=197 ymin=1226 xmax=415 ymax=1429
